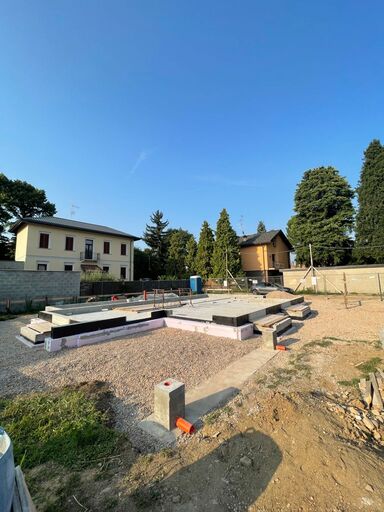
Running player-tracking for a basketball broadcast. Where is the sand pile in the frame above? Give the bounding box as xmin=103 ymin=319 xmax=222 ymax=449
xmin=266 ymin=290 xmax=296 ymax=299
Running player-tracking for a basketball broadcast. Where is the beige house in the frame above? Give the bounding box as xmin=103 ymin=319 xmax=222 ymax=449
xmin=239 ymin=229 xmax=293 ymax=280
xmin=10 ymin=217 xmax=140 ymax=279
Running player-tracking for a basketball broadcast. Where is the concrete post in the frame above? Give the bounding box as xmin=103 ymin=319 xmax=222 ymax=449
xmin=262 ymin=328 xmax=277 ymax=350
xmin=154 ymin=378 xmax=185 ymax=430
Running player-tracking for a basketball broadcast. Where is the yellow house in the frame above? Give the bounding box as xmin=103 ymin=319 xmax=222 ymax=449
xmin=239 ymin=229 xmax=293 ymax=280
xmin=10 ymin=217 xmax=140 ymax=279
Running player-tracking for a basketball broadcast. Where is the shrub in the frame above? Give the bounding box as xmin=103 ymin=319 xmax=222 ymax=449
xmin=81 ymin=271 xmax=117 ymax=282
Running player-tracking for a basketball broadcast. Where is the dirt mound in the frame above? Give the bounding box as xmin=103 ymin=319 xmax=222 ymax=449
xmin=266 ymin=290 xmax=296 ymax=299
xmin=124 ymin=390 xmax=384 ymax=511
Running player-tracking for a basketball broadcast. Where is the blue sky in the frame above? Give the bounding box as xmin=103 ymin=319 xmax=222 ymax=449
xmin=1 ymin=1 xmax=383 ymax=246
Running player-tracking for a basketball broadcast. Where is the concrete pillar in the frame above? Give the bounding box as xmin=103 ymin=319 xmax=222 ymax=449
xmin=262 ymin=328 xmax=277 ymax=350
xmin=154 ymin=378 xmax=185 ymax=430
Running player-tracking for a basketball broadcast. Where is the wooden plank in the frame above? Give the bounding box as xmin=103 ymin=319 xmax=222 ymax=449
xmin=14 ymin=466 xmax=36 ymax=512
xmin=370 ymin=372 xmax=384 ymax=410
xmin=376 ymin=372 xmax=384 ymax=391
xmin=359 ymin=378 xmax=372 ymax=408
xmin=12 ymin=488 xmax=23 ymax=512
xmin=255 ymin=314 xmax=286 ymax=328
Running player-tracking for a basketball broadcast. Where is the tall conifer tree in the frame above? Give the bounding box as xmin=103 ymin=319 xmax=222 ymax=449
xmin=142 ymin=210 xmax=169 ymax=276
xmin=212 ymin=209 xmax=241 ymax=277
xmin=195 ymin=221 xmax=215 ymax=278
xmin=354 ymin=140 xmax=384 ymax=263
xmin=287 ymin=167 xmax=354 ymax=266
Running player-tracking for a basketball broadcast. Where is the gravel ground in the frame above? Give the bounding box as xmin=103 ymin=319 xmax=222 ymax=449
xmin=1 ymin=294 xmax=383 ymax=448
xmin=0 ymin=316 xmax=259 ymax=448
xmin=280 ymin=294 xmax=384 ymax=343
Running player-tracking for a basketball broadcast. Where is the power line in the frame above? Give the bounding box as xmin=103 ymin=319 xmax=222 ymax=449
xmin=304 ymin=244 xmax=384 ymax=251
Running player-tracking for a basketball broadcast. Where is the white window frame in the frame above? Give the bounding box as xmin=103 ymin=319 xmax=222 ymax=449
xmin=102 ymin=266 xmax=110 ymax=273
xmin=37 ymin=261 xmax=49 ymax=271
xmin=64 ymin=263 xmax=74 ymax=271
xmin=120 ymin=266 xmax=127 ymax=279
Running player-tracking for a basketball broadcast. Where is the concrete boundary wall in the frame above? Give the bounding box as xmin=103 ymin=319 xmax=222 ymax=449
xmin=282 ymin=265 xmax=384 ymax=295
xmin=0 ymin=270 xmax=80 ymax=312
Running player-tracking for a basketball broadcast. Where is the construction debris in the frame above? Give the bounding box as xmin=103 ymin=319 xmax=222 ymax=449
xmin=323 ymin=390 xmax=384 ymax=447
xmin=359 ymin=370 xmax=384 ymax=411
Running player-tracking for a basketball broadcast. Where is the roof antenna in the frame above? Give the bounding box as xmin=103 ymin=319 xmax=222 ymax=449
xmin=70 ymin=204 xmax=79 ymax=218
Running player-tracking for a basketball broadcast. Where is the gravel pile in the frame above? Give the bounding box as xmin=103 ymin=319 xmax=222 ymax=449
xmin=1 ymin=318 xmax=259 ymax=448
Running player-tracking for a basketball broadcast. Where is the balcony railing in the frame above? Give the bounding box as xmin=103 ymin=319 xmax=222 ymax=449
xmin=80 ymin=252 xmax=100 ymax=262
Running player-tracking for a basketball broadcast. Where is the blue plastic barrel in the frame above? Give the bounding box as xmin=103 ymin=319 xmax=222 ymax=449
xmin=0 ymin=428 xmax=15 ymax=512
xmin=190 ymin=275 xmax=202 ymax=294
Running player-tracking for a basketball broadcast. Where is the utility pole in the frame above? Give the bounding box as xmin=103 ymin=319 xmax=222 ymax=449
xmin=309 ymin=243 xmax=314 ymax=269
xmin=309 ymin=243 xmax=316 ymax=292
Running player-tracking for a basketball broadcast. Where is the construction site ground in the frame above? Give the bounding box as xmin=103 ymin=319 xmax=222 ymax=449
xmin=1 ymin=294 xmax=384 ymax=511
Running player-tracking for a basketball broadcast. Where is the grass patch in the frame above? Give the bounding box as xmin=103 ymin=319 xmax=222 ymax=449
xmin=356 ymin=357 xmax=382 ymax=374
xmin=304 ymin=339 xmax=333 ymax=349
xmin=0 ymin=386 xmax=120 ymax=469
xmin=338 ymin=378 xmax=360 ymax=387
xmin=204 ymin=405 xmax=233 ymax=425
xmin=338 ymin=357 xmax=382 ymax=388
xmin=265 ymin=368 xmax=298 ymax=389
xmin=324 ymin=336 xmax=374 ymax=345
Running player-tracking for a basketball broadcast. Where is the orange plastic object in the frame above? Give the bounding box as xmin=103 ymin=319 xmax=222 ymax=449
xmin=276 ymin=344 xmax=287 ymax=351
xmin=176 ymin=417 xmax=195 ymax=434
xmin=143 ymin=290 xmax=147 ymax=300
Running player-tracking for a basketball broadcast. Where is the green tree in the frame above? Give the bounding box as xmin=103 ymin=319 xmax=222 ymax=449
xmin=212 ymin=209 xmax=241 ymax=277
xmin=166 ymin=229 xmax=194 ymax=278
xmin=195 ymin=221 xmax=215 ymax=278
xmin=257 ymin=220 xmax=266 ymax=234
xmin=287 ymin=167 xmax=354 ymax=266
xmin=142 ymin=210 xmax=169 ymax=276
xmin=185 ymin=236 xmax=197 ymax=275
xmin=0 ymin=173 xmax=56 ymax=259
xmin=133 ymin=247 xmax=156 ymax=280
xmin=354 ymin=140 xmax=384 ymax=263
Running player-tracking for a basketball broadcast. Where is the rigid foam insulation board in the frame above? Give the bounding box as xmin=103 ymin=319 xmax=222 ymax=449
xmin=51 ymin=316 xmax=127 ymax=339
xmin=50 ymin=310 xmax=167 ymax=339
xmin=45 ymin=318 xmax=166 ymax=352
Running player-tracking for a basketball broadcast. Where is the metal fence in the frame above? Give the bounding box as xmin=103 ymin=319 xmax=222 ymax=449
xmin=80 ymin=279 xmax=191 ymax=297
